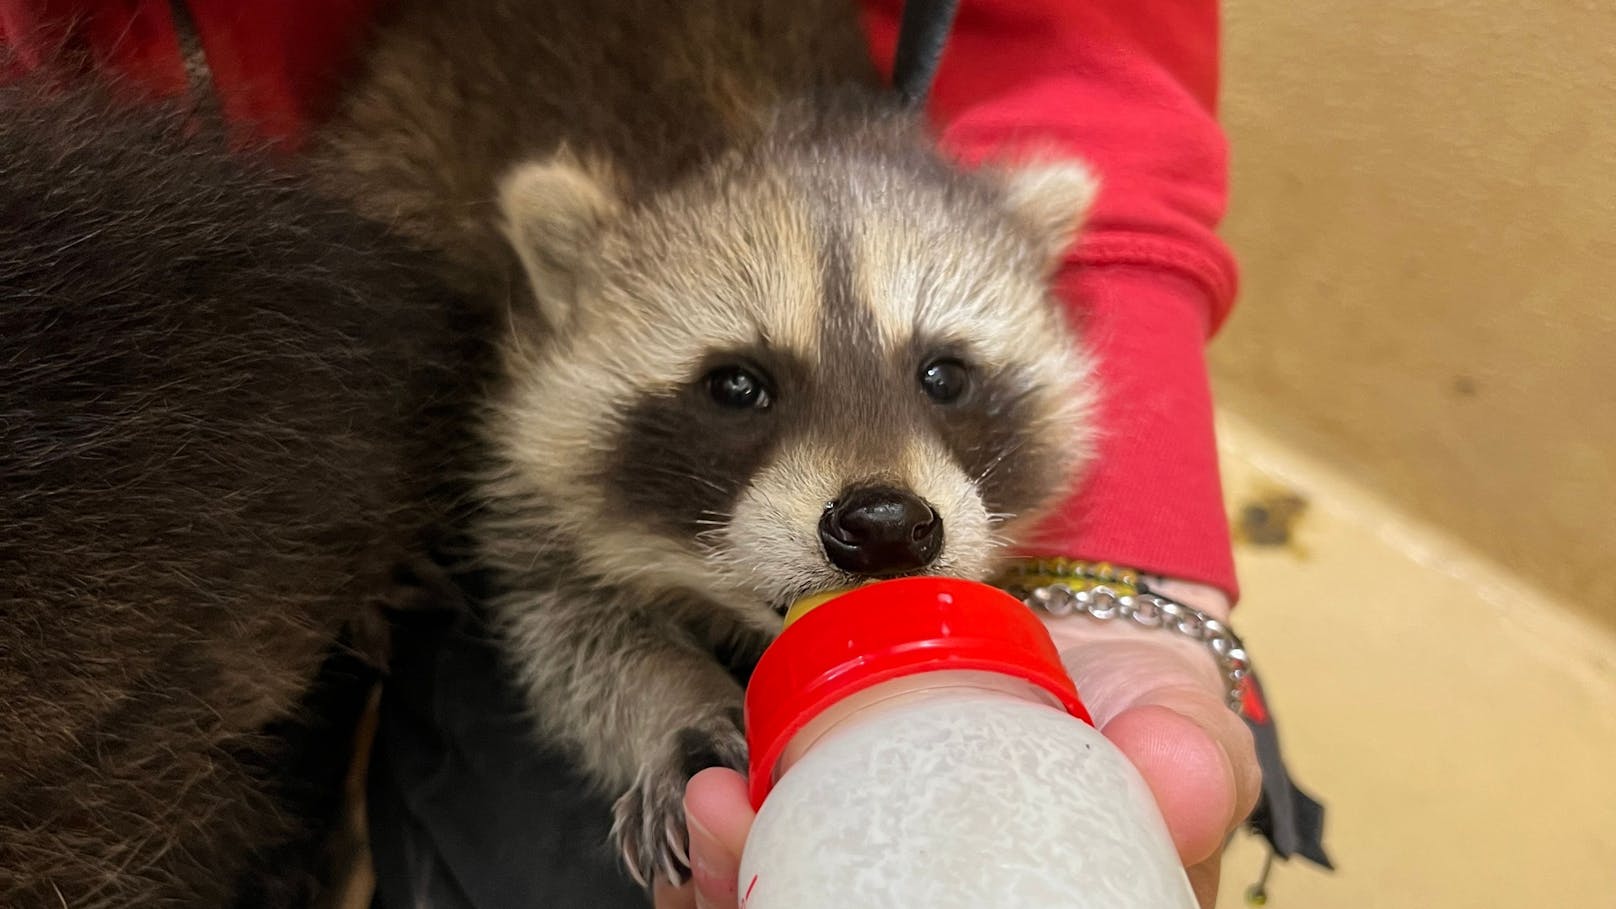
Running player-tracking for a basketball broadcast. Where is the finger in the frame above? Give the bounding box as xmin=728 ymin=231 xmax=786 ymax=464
xmin=1136 ymin=685 xmax=1263 ymax=823
xmin=684 ymin=767 xmax=755 ymax=909
xmin=1102 ymin=695 xmax=1257 ymax=865
xmin=1186 ymin=853 xmax=1223 ymax=909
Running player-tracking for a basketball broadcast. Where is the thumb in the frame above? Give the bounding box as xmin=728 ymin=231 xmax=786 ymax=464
xmin=683 ymin=767 xmax=755 ymax=908
xmin=1102 ymin=689 xmax=1259 ymax=865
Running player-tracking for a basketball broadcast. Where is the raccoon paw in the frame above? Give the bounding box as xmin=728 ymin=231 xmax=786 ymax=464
xmin=610 ymin=710 xmax=748 ymax=888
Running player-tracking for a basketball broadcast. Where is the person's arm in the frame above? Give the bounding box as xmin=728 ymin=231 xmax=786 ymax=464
xmin=866 ymin=0 xmax=1240 ymax=601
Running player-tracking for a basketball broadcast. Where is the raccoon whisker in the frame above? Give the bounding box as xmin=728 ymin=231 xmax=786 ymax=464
xmin=690 ymin=536 xmax=727 ymax=556
xmin=514 ymin=537 xmax=567 ymax=574
xmin=690 ymin=535 xmax=727 ymax=553
xmin=973 ymin=439 xmax=1027 ymax=486
xmin=632 ymin=466 xmax=735 ymax=496
xmin=496 ymin=281 xmax=543 ymax=365
xmin=633 ymin=464 xmax=727 ymax=482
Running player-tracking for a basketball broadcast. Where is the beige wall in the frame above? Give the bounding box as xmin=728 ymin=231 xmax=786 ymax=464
xmin=1212 ymin=0 xmax=1616 ymax=622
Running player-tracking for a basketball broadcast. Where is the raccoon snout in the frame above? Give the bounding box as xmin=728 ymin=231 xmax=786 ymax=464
xmin=818 ymin=486 xmax=944 ymax=577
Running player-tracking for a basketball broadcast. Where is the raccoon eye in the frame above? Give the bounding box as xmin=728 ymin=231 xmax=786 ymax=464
xmin=705 ymin=365 xmax=773 ymax=410
xmin=919 ymin=358 xmax=970 ymax=404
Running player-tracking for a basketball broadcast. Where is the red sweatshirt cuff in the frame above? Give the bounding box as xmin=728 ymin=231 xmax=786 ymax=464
xmin=1025 ymin=264 xmax=1239 ymax=601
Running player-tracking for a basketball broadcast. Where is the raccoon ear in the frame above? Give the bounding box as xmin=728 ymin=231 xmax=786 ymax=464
xmin=497 ymin=156 xmax=621 ymax=328
xmin=999 ymin=160 xmax=1100 ymax=268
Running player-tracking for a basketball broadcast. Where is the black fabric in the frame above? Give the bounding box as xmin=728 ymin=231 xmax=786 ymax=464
xmin=235 ymin=637 xmax=381 ymax=908
xmin=1241 ymin=668 xmax=1334 ymax=871
xmin=891 ymin=0 xmax=960 ymax=106
xmin=367 ymin=594 xmax=648 ymax=909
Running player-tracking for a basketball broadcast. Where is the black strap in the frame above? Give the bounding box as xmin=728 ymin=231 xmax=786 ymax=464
xmin=1240 ymin=668 xmax=1335 ymax=871
xmin=891 ymin=0 xmax=961 ymax=107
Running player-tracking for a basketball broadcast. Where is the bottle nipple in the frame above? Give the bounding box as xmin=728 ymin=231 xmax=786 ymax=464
xmin=783 ymin=588 xmax=854 ymax=627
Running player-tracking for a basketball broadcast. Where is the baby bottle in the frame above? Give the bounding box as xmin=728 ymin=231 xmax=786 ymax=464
xmin=737 ymin=577 xmax=1196 ymax=908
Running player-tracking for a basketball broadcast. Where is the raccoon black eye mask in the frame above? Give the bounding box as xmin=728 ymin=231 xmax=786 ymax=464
xmin=698 ymin=352 xmax=983 ymax=584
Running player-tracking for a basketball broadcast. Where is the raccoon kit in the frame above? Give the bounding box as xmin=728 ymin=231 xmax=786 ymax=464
xmin=319 ymin=0 xmax=1101 ymax=884
xmin=0 ymin=80 xmax=481 ymax=906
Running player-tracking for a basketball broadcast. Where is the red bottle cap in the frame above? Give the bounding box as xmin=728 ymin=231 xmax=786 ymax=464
xmin=743 ymin=577 xmax=1091 ymax=809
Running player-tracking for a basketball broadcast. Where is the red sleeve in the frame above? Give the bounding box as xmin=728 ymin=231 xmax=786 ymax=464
xmin=1 ymin=0 xmax=379 ymax=151
xmin=860 ymin=0 xmax=1241 ymax=600
xmin=1 ymin=0 xmax=187 ymax=94
xmin=179 ymin=0 xmax=383 ymax=149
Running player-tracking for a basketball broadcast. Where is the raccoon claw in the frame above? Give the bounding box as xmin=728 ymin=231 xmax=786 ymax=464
xmin=666 ymin=816 xmax=691 ymax=871
xmin=610 ymin=713 xmax=748 ymax=888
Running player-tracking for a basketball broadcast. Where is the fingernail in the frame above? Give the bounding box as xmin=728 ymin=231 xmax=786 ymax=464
xmin=686 ymin=815 xmax=735 ymax=907
xmin=687 ymin=812 xmax=719 ymax=871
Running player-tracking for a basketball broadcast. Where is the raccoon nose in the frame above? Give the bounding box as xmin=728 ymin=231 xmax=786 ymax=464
xmin=819 ymin=486 xmax=944 ymax=577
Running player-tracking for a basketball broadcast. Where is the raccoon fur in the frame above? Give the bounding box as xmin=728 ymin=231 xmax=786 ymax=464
xmin=0 ymin=79 xmax=482 ymax=906
xmin=315 ymin=0 xmax=1101 ymax=886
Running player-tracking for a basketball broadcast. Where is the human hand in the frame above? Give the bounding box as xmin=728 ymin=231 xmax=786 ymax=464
xmin=653 ymin=579 xmax=1259 ymax=909
xmin=1039 ymin=577 xmax=1261 ymax=907
xmin=651 ymin=767 xmax=753 ymax=909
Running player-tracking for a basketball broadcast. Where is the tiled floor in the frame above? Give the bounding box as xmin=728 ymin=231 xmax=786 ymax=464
xmin=1211 ymin=411 xmax=1616 ymax=908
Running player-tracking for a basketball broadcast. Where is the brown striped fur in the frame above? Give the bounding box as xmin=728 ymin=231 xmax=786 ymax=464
xmin=0 ymin=79 xmax=484 ymax=906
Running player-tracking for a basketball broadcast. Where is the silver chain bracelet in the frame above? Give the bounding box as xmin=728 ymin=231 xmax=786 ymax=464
xmin=1007 ymin=582 xmax=1251 ymax=712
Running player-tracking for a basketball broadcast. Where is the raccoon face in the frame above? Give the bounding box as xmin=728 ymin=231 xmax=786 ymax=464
xmin=490 ymin=131 xmax=1098 ymax=616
